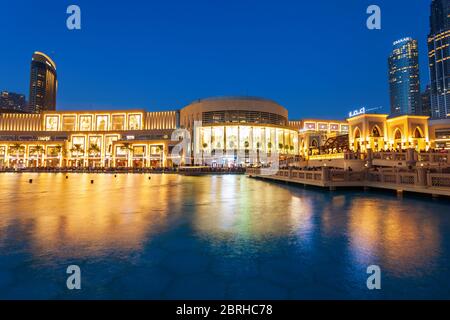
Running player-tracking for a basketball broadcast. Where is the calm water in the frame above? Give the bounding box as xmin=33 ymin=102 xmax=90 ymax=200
xmin=0 ymin=173 xmax=449 ymax=299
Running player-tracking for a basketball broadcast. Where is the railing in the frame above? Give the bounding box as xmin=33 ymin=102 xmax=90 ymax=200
xmin=418 ymin=153 xmax=449 ymax=164
xmin=428 ymin=173 xmax=450 ymax=188
xmin=373 ymin=152 xmax=407 ymax=161
xmin=247 ymin=168 xmax=323 ymax=182
xmin=247 ymin=167 xmax=450 ymax=192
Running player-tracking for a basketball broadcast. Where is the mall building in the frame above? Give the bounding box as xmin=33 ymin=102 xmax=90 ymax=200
xmin=346 ymin=113 xmax=450 ymax=153
xmin=0 ymin=96 xmax=450 ymax=168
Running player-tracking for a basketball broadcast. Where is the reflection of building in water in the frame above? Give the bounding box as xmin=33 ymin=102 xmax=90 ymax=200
xmin=0 ymin=174 xmax=174 ymax=259
xmin=348 ymin=198 xmax=441 ymax=275
xmin=191 ymin=175 xmax=315 ymax=239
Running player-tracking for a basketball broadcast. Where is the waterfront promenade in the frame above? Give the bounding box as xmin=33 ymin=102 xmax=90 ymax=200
xmin=246 ymin=167 xmax=450 ymax=197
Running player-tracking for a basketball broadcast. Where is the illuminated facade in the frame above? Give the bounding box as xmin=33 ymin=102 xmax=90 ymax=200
xmin=2 ymin=97 xmax=450 ymax=169
xmin=388 ymin=38 xmax=421 ymax=116
xmin=291 ymin=119 xmax=349 ymax=158
xmin=181 ymin=97 xmax=299 ymax=165
xmin=428 ymin=0 xmax=450 ymax=119
xmin=347 ymin=114 xmax=430 ymax=152
xmin=0 ymin=110 xmax=178 ymax=168
xmin=29 ymin=52 xmax=57 ymax=113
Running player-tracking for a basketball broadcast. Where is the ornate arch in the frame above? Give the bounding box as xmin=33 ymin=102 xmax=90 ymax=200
xmin=413 ymin=127 xmax=424 ymax=139
xmin=393 ymin=128 xmax=402 ymax=140
xmin=371 ymin=125 xmax=382 ymax=137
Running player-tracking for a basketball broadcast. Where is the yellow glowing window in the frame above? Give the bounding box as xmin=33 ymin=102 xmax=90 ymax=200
xmin=62 ymin=116 xmax=76 ymax=131
xmin=79 ymin=116 xmax=93 ymax=131
xmin=133 ymin=146 xmax=145 ymax=156
xmin=128 ymin=114 xmax=142 ymax=130
xmin=96 ymin=115 xmax=109 ymax=131
xmin=45 ymin=116 xmax=59 ymax=131
xmin=112 ymin=115 xmax=125 ymax=130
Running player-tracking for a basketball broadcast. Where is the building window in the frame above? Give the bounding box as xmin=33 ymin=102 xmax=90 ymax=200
xmin=128 ymin=114 xmax=142 ymax=130
xmin=96 ymin=115 xmax=109 ymax=131
xmin=62 ymin=116 xmax=76 ymax=131
xmin=112 ymin=115 xmax=125 ymax=130
xmin=79 ymin=115 xmax=93 ymax=131
xmin=45 ymin=115 xmax=59 ymax=131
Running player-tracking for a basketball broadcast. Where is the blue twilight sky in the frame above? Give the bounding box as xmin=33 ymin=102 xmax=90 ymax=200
xmin=1 ymin=0 xmax=430 ymax=120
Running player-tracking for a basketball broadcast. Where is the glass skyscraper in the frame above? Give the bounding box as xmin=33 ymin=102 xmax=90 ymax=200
xmin=428 ymin=0 xmax=450 ymax=119
xmin=388 ymin=38 xmax=421 ymax=116
xmin=29 ymin=52 xmax=57 ymax=113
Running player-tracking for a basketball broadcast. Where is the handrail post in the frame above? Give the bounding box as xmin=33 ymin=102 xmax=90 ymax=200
xmin=417 ymin=167 xmax=427 ymax=187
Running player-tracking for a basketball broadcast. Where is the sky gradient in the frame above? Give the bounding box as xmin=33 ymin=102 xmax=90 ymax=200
xmin=2 ymin=0 xmax=431 ymax=120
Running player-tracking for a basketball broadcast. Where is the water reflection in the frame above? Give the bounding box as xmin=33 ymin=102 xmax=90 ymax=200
xmin=0 ymin=173 xmax=447 ymax=283
xmin=0 ymin=174 xmax=175 ymax=259
xmin=191 ymin=176 xmax=315 ymax=241
xmin=348 ymin=198 xmax=441 ymax=276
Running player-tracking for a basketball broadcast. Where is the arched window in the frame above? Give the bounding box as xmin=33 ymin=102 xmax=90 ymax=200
xmin=414 ymin=127 xmax=423 ymax=138
xmin=354 ymin=128 xmax=361 ymax=139
xmin=372 ymin=126 xmax=381 ymax=137
xmin=394 ymin=129 xmax=402 ymax=140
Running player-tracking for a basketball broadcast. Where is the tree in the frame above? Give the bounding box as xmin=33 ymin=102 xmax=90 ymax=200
xmin=88 ymin=143 xmax=101 ymax=157
xmin=8 ymin=143 xmax=25 ymax=167
xmin=278 ymin=143 xmax=284 ymax=152
xmin=120 ymin=143 xmax=133 ymax=167
xmin=202 ymin=143 xmax=208 ymax=165
xmin=267 ymin=142 xmax=272 ymax=157
xmin=54 ymin=145 xmax=66 ymax=167
xmin=256 ymin=142 xmax=261 ymax=164
xmin=70 ymin=144 xmax=84 ymax=167
xmin=34 ymin=145 xmax=45 ymax=167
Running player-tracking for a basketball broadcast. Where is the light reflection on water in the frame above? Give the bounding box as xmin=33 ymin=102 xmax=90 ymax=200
xmin=0 ymin=173 xmax=449 ymax=299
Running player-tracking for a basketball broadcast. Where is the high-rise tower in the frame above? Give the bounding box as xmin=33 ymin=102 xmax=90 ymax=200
xmin=428 ymin=0 xmax=450 ymax=119
xmin=29 ymin=52 xmax=57 ymax=113
xmin=388 ymin=38 xmax=421 ymax=116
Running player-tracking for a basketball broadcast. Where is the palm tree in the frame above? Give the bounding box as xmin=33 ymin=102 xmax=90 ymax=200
xmin=244 ymin=141 xmax=250 ymax=163
xmin=88 ymin=143 xmax=101 ymax=167
xmin=278 ymin=143 xmax=284 ymax=153
xmin=202 ymin=142 xmax=208 ymax=165
xmin=54 ymin=145 xmax=65 ymax=167
xmin=256 ymin=142 xmax=261 ymax=164
xmin=34 ymin=145 xmax=45 ymax=167
xmin=70 ymin=144 xmax=84 ymax=167
xmin=88 ymin=143 xmax=101 ymax=157
xmin=8 ymin=143 xmax=24 ymax=167
xmin=267 ymin=142 xmax=272 ymax=157
xmin=120 ymin=142 xmax=133 ymax=167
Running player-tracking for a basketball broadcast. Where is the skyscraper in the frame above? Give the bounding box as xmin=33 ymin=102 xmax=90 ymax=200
xmin=388 ymin=38 xmax=421 ymax=116
xmin=28 ymin=51 xmax=57 ymax=113
xmin=422 ymin=85 xmax=432 ymax=117
xmin=428 ymin=0 xmax=450 ymax=119
xmin=0 ymin=91 xmax=27 ymax=112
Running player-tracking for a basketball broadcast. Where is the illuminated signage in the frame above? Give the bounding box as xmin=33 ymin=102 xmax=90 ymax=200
xmin=38 ymin=136 xmax=51 ymax=141
xmin=349 ymin=107 xmax=366 ymax=118
xmin=393 ymin=37 xmax=412 ymax=46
